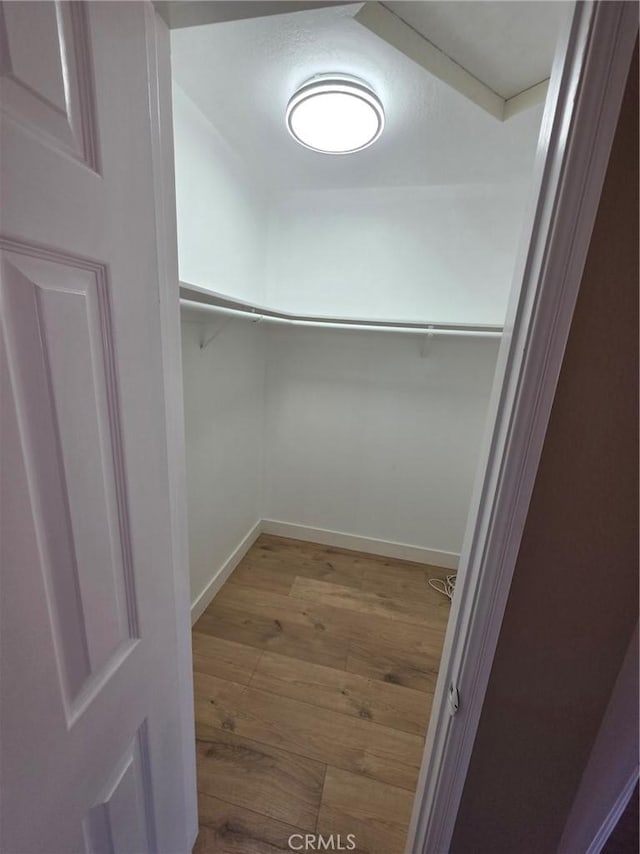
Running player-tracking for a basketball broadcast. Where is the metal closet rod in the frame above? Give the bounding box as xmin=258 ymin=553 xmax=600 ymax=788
xmin=179 ymin=289 xmax=504 ymax=338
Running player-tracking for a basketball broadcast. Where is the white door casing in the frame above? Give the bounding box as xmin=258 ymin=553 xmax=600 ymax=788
xmin=407 ymin=3 xmax=638 ymax=851
xmin=0 ymin=3 xmax=196 ymax=852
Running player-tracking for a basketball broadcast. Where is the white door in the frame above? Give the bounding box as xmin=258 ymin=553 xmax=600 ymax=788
xmin=0 ymin=3 xmax=196 ymax=852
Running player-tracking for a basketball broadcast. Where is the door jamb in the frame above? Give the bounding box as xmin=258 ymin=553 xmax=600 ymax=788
xmin=407 ymin=3 xmax=638 ymax=852
xmin=144 ymin=7 xmax=198 ymax=850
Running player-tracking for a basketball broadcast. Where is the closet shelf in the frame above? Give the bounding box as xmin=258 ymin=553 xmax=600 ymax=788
xmin=179 ymin=283 xmax=503 ymax=338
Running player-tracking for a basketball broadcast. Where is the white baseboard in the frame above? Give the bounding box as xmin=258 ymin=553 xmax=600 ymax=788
xmin=261 ymin=519 xmax=459 ymax=569
xmin=190 ymin=520 xmax=262 ymax=625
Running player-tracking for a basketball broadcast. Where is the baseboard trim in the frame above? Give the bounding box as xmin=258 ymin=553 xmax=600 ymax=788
xmin=261 ymin=519 xmax=459 ymax=569
xmin=190 ymin=520 xmax=262 ymax=624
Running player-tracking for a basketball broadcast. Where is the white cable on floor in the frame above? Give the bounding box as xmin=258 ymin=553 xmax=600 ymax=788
xmin=428 ymin=573 xmax=457 ymax=600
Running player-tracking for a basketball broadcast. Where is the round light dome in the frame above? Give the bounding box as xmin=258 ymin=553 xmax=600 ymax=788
xmin=286 ymin=75 xmax=384 ymax=155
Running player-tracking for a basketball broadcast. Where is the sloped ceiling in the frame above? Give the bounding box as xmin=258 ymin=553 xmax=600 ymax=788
xmin=170 ymin=2 xmax=563 ymax=192
xmin=387 ymin=1 xmax=567 ymax=99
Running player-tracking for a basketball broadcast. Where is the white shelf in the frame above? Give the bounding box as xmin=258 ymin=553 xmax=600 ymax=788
xmin=179 ymin=282 xmax=504 ymax=337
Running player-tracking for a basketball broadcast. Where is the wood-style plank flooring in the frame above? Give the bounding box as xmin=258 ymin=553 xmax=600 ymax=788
xmin=192 ymin=534 xmax=451 ymax=853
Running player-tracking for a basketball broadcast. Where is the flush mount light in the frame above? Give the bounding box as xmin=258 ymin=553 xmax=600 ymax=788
xmin=286 ymin=75 xmax=384 ymax=155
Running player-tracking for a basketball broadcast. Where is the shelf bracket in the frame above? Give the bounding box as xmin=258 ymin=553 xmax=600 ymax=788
xmin=420 ymin=325 xmax=435 ymax=358
xmin=200 ymin=318 xmax=231 ymax=350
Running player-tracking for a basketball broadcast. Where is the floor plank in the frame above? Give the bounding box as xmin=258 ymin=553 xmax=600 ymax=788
xmin=317 ymin=767 xmax=414 ymax=854
xmin=194 ymin=792 xmax=307 ymax=853
xmin=226 ymin=561 xmax=298 ymax=596
xmin=229 ymin=552 xmax=365 ymax=594
xmin=194 ymin=799 xmax=302 ymax=853
xmin=197 ymin=604 xmax=349 ymax=669
xmin=255 ymin=534 xmax=378 ymax=564
xmin=195 ymin=674 xmax=424 ymax=791
xmin=251 ymin=535 xmax=367 ymax=572
xmin=346 ymin=636 xmax=441 ymax=694
xmin=257 ymin=534 xmax=424 ymax=573
xmin=208 ymin=582 xmax=446 ymax=659
xmin=251 ymin=650 xmax=432 ymax=735
xmin=290 ymin=576 xmax=447 ymax=628
xmin=195 ymin=728 xmax=325 ymax=831
xmin=360 ymin=562 xmax=453 ymax=615
xmin=192 ymin=632 xmax=262 ymax=684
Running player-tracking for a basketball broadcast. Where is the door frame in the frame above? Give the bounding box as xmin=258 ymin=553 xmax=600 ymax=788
xmin=407 ymin=3 xmax=638 ymax=851
xmin=143 ymin=5 xmax=199 ymax=849
xmin=145 ymin=3 xmax=638 ymax=852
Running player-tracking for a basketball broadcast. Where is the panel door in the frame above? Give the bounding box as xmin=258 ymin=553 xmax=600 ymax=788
xmin=0 ymin=3 xmax=196 ymax=851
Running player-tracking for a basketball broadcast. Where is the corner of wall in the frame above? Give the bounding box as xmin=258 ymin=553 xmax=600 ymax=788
xmin=258 ymin=325 xmax=269 ymax=527
xmin=190 ymin=519 xmax=262 ymax=625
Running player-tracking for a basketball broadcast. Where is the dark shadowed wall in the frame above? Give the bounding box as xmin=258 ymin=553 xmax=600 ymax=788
xmin=450 ymin=44 xmax=639 ymax=854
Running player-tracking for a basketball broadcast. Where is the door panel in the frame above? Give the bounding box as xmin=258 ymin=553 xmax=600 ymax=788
xmin=0 ymin=3 xmax=195 ymax=852
xmin=82 ymin=723 xmax=155 ymax=854
xmin=0 ymin=1 xmax=98 ymax=168
xmin=1 ymin=246 xmax=137 ymax=711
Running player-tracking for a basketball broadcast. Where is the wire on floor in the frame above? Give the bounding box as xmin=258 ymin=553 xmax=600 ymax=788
xmin=429 ymin=573 xmax=457 ymax=600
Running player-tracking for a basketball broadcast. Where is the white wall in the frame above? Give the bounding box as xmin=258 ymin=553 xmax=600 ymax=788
xmin=181 ymin=315 xmax=498 ymax=602
xmin=181 ymin=318 xmax=265 ymax=606
xmin=174 ymin=80 xmax=518 ymax=590
xmin=265 ymin=184 xmax=530 ymax=324
xmin=172 ymin=83 xmax=267 ymax=303
xmin=263 ymin=327 xmax=499 ymax=556
xmin=172 ymin=79 xmax=531 ymax=325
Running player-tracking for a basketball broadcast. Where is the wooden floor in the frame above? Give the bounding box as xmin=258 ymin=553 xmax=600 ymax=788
xmin=191 ymin=534 xmax=451 ymax=854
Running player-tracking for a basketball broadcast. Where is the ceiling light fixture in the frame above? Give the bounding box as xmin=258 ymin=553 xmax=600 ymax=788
xmin=286 ymin=75 xmax=384 ymax=155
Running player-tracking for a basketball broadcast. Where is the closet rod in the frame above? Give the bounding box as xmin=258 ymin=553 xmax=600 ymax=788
xmin=179 ymin=297 xmax=503 ymax=338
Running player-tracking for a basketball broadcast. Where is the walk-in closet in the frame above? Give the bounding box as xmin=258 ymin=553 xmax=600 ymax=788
xmin=170 ymin=3 xmax=567 ymax=850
